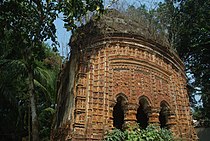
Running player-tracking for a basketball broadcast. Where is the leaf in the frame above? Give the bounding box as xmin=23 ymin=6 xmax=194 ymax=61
xmin=44 ymin=107 xmax=55 ymax=114
xmin=96 ymin=6 xmax=100 ymax=11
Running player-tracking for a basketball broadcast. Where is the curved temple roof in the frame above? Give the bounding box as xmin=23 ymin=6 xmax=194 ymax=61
xmin=71 ymin=9 xmax=171 ymax=48
xmin=70 ymin=9 xmax=184 ymax=76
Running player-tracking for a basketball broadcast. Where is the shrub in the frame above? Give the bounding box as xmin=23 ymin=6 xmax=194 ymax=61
xmin=104 ymin=125 xmax=175 ymax=141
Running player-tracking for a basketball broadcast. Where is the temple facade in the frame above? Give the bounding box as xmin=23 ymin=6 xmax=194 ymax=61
xmin=52 ymin=10 xmax=197 ymax=141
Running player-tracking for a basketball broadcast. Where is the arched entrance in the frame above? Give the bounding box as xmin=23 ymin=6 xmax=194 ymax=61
xmin=159 ymin=101 xmax=170 ymax=128
xmin=136 ymin=96 xmax=150 ymax=129
xmin=113 ymin=95 xmax=127 ymax=130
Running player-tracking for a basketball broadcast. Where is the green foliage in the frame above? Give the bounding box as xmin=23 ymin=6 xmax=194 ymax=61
xmin=57 ymin=0 xmax=104 ymax=31
xmin=124 ymin=1 xmax=180 ymax=48
xmin=0 ymin=0 xmax=104 ymax=140
xmin=125 ymin=0 xmax=210 ymax=126
xmin=105 ymin=128 xmax=125 ymax=141
xmin=104 ymin=125 xmax=175 ymax=141
xmin=0 ymin=44 xmax=60 ymax=140
xmin=34 ymin=51 xmax=60 ymax=140
xmin=168 ymin=0 xmax=210 ymax=125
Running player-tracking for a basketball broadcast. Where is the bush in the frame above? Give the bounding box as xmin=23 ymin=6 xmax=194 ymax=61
xmin=104 ymin=125 xmax=175 ymax=141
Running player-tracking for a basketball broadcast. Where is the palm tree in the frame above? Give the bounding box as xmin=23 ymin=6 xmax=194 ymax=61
xmin=0 ymin=43 xmax=60 ymax=141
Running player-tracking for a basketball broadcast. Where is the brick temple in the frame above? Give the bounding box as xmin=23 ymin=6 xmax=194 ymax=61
xmin=52 ymin=10 xmax=197 ymax=140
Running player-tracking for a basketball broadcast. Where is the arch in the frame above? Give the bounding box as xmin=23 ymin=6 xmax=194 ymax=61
xmin=160 ymin=100 xmax=171 ymax=109
xmin=159 ymin=100 xmax=170 ymax=128
xmin=114 ymin=93 xmax=128 ymax=103
xmin=113 ymin=94 xmax=127 ymax=130
xmin=138 ymin=95 xmax=152 ymax=109
xmin=136 ymin=96 xmax=151 ymax=129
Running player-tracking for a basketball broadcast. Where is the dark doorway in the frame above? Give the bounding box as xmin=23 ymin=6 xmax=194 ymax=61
xmin=136 ymin=105 xmax=149 ymax=129
xmin=136 ymin=98 xmax=149 ymax=129
xmin=159 ymin=102 xmax=169 ymax=128
xmin=113 ymin=96 xmax=125 ymax=130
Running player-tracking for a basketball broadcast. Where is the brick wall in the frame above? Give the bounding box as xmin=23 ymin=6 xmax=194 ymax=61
xmin=52 ymin=33 xmax=197 ymax=141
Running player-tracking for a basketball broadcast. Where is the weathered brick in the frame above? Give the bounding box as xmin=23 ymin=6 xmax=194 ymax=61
xmin=51 ymin=10 xmax=198 ymax=141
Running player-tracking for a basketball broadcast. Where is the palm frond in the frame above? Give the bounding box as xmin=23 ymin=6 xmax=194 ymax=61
xmin=0 ymin=59 xmax=27 ymax=78
xmin=0 ymin=59 xmax=27 ymax=106
xmin=34 ymin=66 xmax=54 ymax=87
xmin=34 ymin=64 xmax=57 ymax=102
xmin=34 ymin=79 xmax=49 ymax=96
xmin=44 ymin=107 xmax=55 ymax=114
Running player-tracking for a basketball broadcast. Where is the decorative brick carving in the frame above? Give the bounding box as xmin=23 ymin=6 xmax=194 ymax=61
xmin=52 ymin=11 xmax=197 ymax=141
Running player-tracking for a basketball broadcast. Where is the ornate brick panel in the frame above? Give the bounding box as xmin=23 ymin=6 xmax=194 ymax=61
xmin=52 ymin=33 xmax=198 ymax=140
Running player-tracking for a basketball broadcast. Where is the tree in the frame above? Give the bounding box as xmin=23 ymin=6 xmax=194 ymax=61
xmin=35 ymin=47 xmax=62 ymax=140
xmin=146 ymin=0 xmax=210 ymax=125
xmin=0 ymin=43 xmax=61 ymax=141
xmin=124 ymin=1 xmax=176 ymax=47
xmin=0 ymin=1 xmax=58 ymax=140
xmin=173 ymin=0 xmax=210 ymax=126
xmin=117 ymin=0 xmax=210 ymax=125
xmin=0 ymin=60 xmax=28 ymax=140
xmin=57 ymin=0 xmax=104 ymax=31
xmin=0 ymin=0 xmax=104 ymax=140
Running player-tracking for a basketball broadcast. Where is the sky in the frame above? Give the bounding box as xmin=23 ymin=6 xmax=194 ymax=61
xmin=54 ymin=16 xmax=71 ymax=57
xmin=54 ymin=0 xmax=164 ymax=57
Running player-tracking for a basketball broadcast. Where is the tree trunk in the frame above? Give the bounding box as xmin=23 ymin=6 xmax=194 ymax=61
xmin=28 ymin=105 xmax=31 ymax=141
xmin=28 ymin=66 xmax=39 ymax=141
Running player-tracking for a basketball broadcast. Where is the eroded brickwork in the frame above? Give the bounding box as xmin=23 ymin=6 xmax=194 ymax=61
xmin=52 ymin=10 xmax=197 ymax=141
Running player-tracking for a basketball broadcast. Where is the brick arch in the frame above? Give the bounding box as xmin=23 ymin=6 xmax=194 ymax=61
xmin=159 ymin=100 xmax=171 ymax=128
xmin=159 ymin=100 xmax=176 ymax=114
xmin=138 ymin=95 xmax=152 ymax=109
xmin=160 ymin=100 xmax=171 ymax=109
xmin=155 ymin=96 xmax=174 ymax=110
xmin=114 ymin=93 xmax=128 ymax=104
xmin=112 ymin=93 xmax=128 ymax=130
xmin=136 ymin=95 xmax=151 ymax=129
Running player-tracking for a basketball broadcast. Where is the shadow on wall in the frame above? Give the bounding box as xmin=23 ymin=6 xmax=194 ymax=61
xmin=195 ymin=128 xmax=210 ymax=141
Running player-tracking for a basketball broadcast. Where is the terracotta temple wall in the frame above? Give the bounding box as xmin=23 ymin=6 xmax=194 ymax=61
xmin=52 ymin=34 xmax=197 ymax=141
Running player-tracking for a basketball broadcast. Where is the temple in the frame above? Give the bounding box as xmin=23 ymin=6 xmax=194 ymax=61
xmin=52 ymin=10 xmax=197 ymax=141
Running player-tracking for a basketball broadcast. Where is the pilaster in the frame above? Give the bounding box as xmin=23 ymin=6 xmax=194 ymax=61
xmin=124 ymin=103 xmax=139 ymax=128
xmin=148 ymin=107 xmax=160 ymax=126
